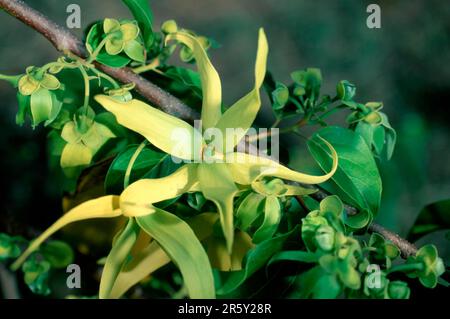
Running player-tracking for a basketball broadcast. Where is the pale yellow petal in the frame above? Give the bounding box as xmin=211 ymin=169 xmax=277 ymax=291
xmin=228 ymin=137 xmax=338 ymax=185
xmin=166 ymin=32 xmax=222 ymax=129
xmin=95 ymin=95 xmax=203 ymax=160
xmin=11 ymin=196 xmax=121 ymax=270
xmin=120 ymin=164 xmax=198 ymax=217
xmin=215 ymin=28 xmax=268 ymax=153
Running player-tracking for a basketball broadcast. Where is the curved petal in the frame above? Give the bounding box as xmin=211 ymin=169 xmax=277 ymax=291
xmin=136 ymin=209 xmax=215 ymax=299
xmin=166 ymin=32 xmax=222 ymax=129
xmin=11 ymin=196 xmax=121 ymax=270
xmin=60 ymin=143 xmax=93 ymax=168
xmin=120 ymin=164 xmax=198 ymax=217
xmin=110 ymin=213 xmax=217 ymax=298
xmin=227 ymin=137 xmax=338 ymax=185
xmin=95 ymin=95 xmax=203 ymax=161
xmin=215 ymin=28 xmax=268 ymax=153
xmin=99 ymin=218 xmax=140 ymax=299
xmin=198 ymin=163 xmax=238 ymax=253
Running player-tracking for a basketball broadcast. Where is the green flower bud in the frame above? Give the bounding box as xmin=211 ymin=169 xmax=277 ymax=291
xmin=272 ymin=82 xmax=289 ymax=110
xmin=314 ymin=225 xmax=335 ymax=252
xmin=161 ymin=19 xmax=178 ymax=34
xmin=336 ymin=80 xmax=356 ymax=101
xmin=388 ymin=281 xmax=410 ymax=299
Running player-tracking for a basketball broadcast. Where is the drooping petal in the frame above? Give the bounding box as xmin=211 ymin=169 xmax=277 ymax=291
xmin=110 ymin=213 xmax=217 ymax=298
xmin=227 ymin=137 xmax=338 ymax=185
xmin=198 ymin=163 xmax=238 ymax=253
xmin=252 ymin=196 xmax=281 ymax=243
xmin=120 ymin=164 xmax=198 ymax=217
xmin=11 ymin=196 xmax=121 ymax=270
xmin=166 ymin=32 xmax=222 ymax=129
xmin=99 ymin=218 xmax=140 ymax=299
xmin=95 ymin=95 xmax=203 ymax=161
xmin=215 ymin=28 xmax=268 ymax=153
xmin=136 ymin=209 xmax=215 ymax=299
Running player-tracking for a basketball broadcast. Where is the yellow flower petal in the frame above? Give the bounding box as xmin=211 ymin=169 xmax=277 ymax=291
xmin=198 ymin=163 xmax=238 ymax=253
xmin=95 ymin=95 xmax=203 ymax=160
xmin=227 ymin=137 xmax=338 ymax=185
xmin=18 ymin=75 xmax=39 ymax=96
xmin=215 ymin=28 xmax=269 ymax=153
xmin=166 ymin=32 xmax=222 ymax=129
xmin=11 ymin=196 xmax=121 ymax=270
xmin=120 ymin=164 xmax=199 ymax=217
xmin=110 ymin=213 xmax=217 ymax=299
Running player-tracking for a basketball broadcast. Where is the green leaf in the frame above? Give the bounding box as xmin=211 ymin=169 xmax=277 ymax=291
xmin=136 ymin=209 xmax=215 ymax=298
xmin=217 ymin=226 xmax=299 ymax=295
xmin=99 ymin=218 xmax=140 ymax=299
xmin=40 ymin=240 xmax=74 ymax=269
xmin=268 ymin=250 xmax=319 ymax=265
xmin=252 ymin=196 xmax=281 ymax=243
xmin=408 ymin=199 xmax=450 ymax=242
xmin=105 ymin=144 xmax=165 ymax=194
xmin=336 ymin=80 xmax=356 ymax=101
xmin=122 ymin=0 xmax=154 ymax=50
xmin=308 ymin=126 xmax=382 ymax=228
xmin=380 ymin=112 xmax=396 ymax=160
xmin=22 ymin=256 xmax=51 ymax=296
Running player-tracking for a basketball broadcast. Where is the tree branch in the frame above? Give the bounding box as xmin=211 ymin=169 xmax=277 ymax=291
xmin=0 ymin=0 xmax=418 ymax=258
xmin=0 ymin=0 xmax=199 ymax=121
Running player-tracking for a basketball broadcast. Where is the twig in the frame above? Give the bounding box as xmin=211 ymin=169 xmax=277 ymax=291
xmin=0 ymin=0 xmax=418 ymax=259
xmin=0 ymin=0 xmax=199 ymax=121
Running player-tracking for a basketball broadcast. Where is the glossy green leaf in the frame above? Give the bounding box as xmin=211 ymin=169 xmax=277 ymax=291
xmin=122 ymin=0 xmax=154 ymax=50
xmin=217 ymin=226 xmax=299 ymax=295
xmin=268 ymin=250 xmax=319 ymax=265
xmin=40 ymin=240 xmax=74 ymax=269
xmin=380 ymin=112 xmax=396 ymax=160
xmin=99 ymin=218 xmax=140 ymax=299
xmin=105 ymin=144 xmax=165 ymax=194
xmin=136 ymin=209 xmax=215 ymax=298
xmin=408 ymin=199 xmax=450 ymax=242
xmin=308 ymin=126 xmax=382 ymax=227
xmin=22 ymin=256 xmax=51 ymax=296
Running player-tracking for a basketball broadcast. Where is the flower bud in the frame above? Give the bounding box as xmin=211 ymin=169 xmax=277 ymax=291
xmin=161 ymin=20 xmax=178 ymax=34
xmin=388 ymin=281 xmax=410 ymax=299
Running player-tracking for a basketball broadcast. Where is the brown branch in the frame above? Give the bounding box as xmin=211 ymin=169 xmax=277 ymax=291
xmin=0 ymin=0 xmax=199 ymax=121
xmin=1 ymin=0 xmax=418 ymax=259
xmin=308 ymin=189 xmax=417 ymax=257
